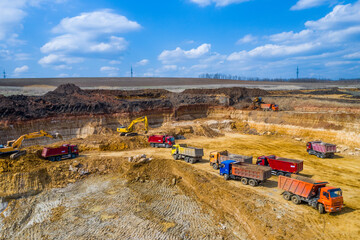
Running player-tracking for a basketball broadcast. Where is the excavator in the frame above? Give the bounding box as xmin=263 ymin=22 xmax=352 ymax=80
xmin=252 ymin=97 xmax=264 ymax=109
xmin=117 ymin=116 xmax=148 ymax=136
xmin=0 ymin=130 xmax=62 ymax=159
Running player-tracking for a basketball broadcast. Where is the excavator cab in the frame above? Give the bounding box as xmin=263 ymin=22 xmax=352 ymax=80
xmin=117 ymin=116 xmax=148 ymax=136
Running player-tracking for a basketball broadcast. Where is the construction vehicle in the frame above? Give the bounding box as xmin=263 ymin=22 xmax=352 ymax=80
xmin=209 ymin=150 xmax=252 ymax=170
xmin=117 ymin=116 xmax=148 ymax=136
xmin=148 ymin=135 xmax=175 ymax=148
xmin=252 ymin=97 xmax=264 ymax=109
xmin=220 ymin=160 xmax=272 ymax=186
xmin=260 ymin=103 xmax=279 ymax=111
xmin=256 ymin=155 xmax=303 ymax=177
xmin=278 ymin=175 xmax=344 ymax=214
xmin=307 ymin=141 xmax=336 ymax=158
xmin=171 ymin=144 xmax=204 ymax=164
xmin=0 ymin=130 xmax=62 ymax=159
xmin=42 ymin=144 xmax=79 ymax=161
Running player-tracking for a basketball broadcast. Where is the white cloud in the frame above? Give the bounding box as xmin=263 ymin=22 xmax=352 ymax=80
xmin=305 ymin=2 xmax=360 ymax=30
xmin=158 ymin=43 xmax=211 ymax=63
xmin=109 ymin=60 xmax=122 ymax=65
xmin=236 ymin=34 xmax=257 ymax=44
xmin=190 ymin=0 xmax=249 ymax=7
xmin=344 ymin=51 xmax=360 ymax=59
xmin=100 ymin=66 xmax=119 ymax=72
xmin=40 ymin=10 xmax=141 ymax=67
xmin=14 ymin=65 xmax=29 ymax=74
xmin=291 ymin=0 xmax=336 ymax=10
xmin=38 ymin=53 xmax=83 ymax=66
xmin=136 ymin=59 xmax=149 ymax=66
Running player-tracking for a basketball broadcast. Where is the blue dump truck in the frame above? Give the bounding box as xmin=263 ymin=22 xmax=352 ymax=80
xmin=220 ymin=160 xmax=272 ymax=187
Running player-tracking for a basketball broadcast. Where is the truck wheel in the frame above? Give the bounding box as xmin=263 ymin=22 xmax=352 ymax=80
xmin=283 ymin=192 xmax=291 ymax=201
xmin=224 ymin=174 xmax=230 ymax=181
xmin=320 ymin=153 xmax=325 ymax=158
xmin=49 ymin=157 xmax=55 ymax=162
xmin=277 ymin=172 xmax=284 ymax=176
xmin=150 ymin=143 xmax=154 ymax=147
xmin=184 ymin=157 xmax=189 ymax=163
xmin=71 ymin=154 xmax=76 ymax=158
xmin=285 ymin=173 xmax=291 ymax=177
xmin=248 ymin=179 xmax=257 ymax=187
xmin=56 ymin=156 xmax=62 ymax=161
xmin=189 ymin=158 xmax=195 ymax=164
xmin=291 ymin=195 xmax=301 ymax=205
xmin=213 ymin=164 xmax=219 ymax=170
xmin=172 ymin=154 xmax=177 ymax=160
xmin=318 ymin=203 xmax=325 ymax=214
xmin=241 ymin=178 xmax=248 ymax=185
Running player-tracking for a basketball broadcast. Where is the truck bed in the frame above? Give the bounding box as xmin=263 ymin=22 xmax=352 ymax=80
xmin=220 ymin=154 xmax=252 ymax=163
xmin=231 ymin=162 xmax=272 ymax=181
xmin=278 ymin=175 xmax=328 ymax=198
xmin=180 ymin=147 xmax=204 ymax=157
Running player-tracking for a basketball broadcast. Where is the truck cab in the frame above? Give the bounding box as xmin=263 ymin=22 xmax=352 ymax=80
xmin=219 ymin=160 xmax=236 ymax=176
xmin=164 ymin=136 xmax=175 ymax=146
xmin=209 ymin=150 xmax=228 ymax=169
xmin=319 ymin=187 xmax=344 ymax=213
xmin=256 ymin=156 xmax=270 ymax=166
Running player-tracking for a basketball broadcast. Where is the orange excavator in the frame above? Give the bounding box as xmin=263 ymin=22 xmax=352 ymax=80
xmin=0 ymin=130 xmax=62 ymax=159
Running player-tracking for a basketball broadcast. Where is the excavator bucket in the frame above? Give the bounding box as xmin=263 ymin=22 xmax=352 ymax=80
xmin=53 ymin=133 xmax=63 ymax=139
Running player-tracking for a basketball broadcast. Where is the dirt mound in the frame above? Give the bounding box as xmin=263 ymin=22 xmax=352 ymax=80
xmin=45 ymin=83 xmax=85 ymax=96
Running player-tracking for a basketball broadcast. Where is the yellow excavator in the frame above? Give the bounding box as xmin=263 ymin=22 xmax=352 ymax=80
xmin=0 ymin=130 xmax=62 ymax=159
xmin=117 ymin=116 xmax=148 ymax=136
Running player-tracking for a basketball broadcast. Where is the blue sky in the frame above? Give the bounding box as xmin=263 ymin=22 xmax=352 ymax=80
xmin=0 ymin=0 xmax=360 ymax=79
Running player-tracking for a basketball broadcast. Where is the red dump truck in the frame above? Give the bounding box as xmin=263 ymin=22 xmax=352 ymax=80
xmin=220 ymin=160 xmax=272 ymax=186
xmin=260 ymin=103 xmax=279 ymax=111
xmin=209 ymin=150 xmax=252 ymax=170
xmin=256 ymin=155 xmax=303 ymax=176
xmin=148 ymin=135 xmax=175 ymax=148
xmin=278 ymin=175 xmax=344 ymax=214
xmin=42 ymin=144 xmax=79 ymax=161
xmin=307 ymin=141 xmax=336 ymax=158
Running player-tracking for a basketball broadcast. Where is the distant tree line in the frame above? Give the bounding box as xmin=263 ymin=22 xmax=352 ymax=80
xmin=198 ymin=73 xmax=360 ymax=83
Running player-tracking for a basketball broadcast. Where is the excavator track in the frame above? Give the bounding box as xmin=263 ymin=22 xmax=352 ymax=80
xmin=10 ymin=150 xmax=27 ymax=160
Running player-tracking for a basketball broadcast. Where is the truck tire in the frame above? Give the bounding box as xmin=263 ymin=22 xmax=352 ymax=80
xmin=277 ymin=172 xmax=284 ymax=176
xmin=49 ymin=156 xmax=56 ymax=162
xmin=291 ymin=195 xmax=301 ymax=205
xmin=248 ymin=179 xmax=257 ymax=187
xmin=172 ymin=154 xmax=177 ymax=160
xmin=241 ymin=178 xmax=248 ymax=185
xmin=320 ymin=153 xmax=325 ymax=158
xmin=71 ymin=154 xmax=76 ymax=158
xmin=150 ymin=143 xmax=154 ymax=147
xmin=283 ymin=192 xmax=291 ymax=201
xmin=189 ymin=158 xmax=195 ymax=164
xmin=56 ymin=156 xmax=62 ymax=161
xmin=213 ymin=164 xmax=219 ymax=170
xmin=318 ymin=203 xmax=325 ymax=214
xmin=224 ymin=174 xmax=230 ymax=181
xmin=184 ymin=157 xmax=189 ymax=163
xmin=285 ymin=173 xmax=291 ymax=177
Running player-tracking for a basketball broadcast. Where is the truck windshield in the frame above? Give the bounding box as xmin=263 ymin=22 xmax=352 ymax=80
xmin=170 ymin=137 xmax=175 ymax=143
xmin=329 ymin=189 xmax=342 ymax=198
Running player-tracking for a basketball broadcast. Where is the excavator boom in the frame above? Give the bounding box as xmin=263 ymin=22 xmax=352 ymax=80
xmin=0 ymin=130 xmax=62 ymax=159
xmin=117 ymin=116 xmax=148 ymax=136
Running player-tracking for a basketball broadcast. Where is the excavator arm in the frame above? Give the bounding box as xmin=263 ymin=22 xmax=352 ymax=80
xmin=0 ymin=130 xmax=62 ymax=159
xmin=117 ymin=116 xmax=148 ymax=136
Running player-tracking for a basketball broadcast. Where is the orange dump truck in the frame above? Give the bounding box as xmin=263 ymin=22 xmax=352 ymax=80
xmin=260 ymin=103 xmax=279 ymax=111
xmin=278 ymin=175 xmax=344 ymax=214
xmin=209 ymin=150 xmax=252 ymax=170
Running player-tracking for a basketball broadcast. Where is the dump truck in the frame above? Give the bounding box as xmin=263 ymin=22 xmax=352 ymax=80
xmin=42 ymin=144 xmax=79 ymax=161
xmin=171 ymin=144 xmax=204 ymax=164
xmin=307 ymin=141 xmax=336 ymax=158
xmin=278 ymin=175 xmax=344 ymax=214
xmin=209 ymin=150 xmax=252 ymax=170
xmin=260 ymin=103 xmax=279 ymax=111
xmin=256 ymin=155 xmax=303 ymax=176
xmin=219 ymin=160 xmax=272 ymax=186
xmin=148 ymin=135 xmax=175 ymax=148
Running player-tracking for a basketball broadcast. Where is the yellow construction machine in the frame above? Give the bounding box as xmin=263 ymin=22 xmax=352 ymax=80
xmin=0 ymin=130 xmax=62 ymax=159
xmin=117 ymin=116 xmax=148 ymax=136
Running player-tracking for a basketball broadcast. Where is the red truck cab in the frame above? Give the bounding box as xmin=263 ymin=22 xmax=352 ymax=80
xmin=256 ymin=155 xmax=303 ymax=176
xmin=148 ymin=135 xmax=175 ymax=148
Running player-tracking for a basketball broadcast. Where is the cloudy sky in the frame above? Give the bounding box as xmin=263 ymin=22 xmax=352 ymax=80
xmin=0 ymin=0 xmax=359 ymax=79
